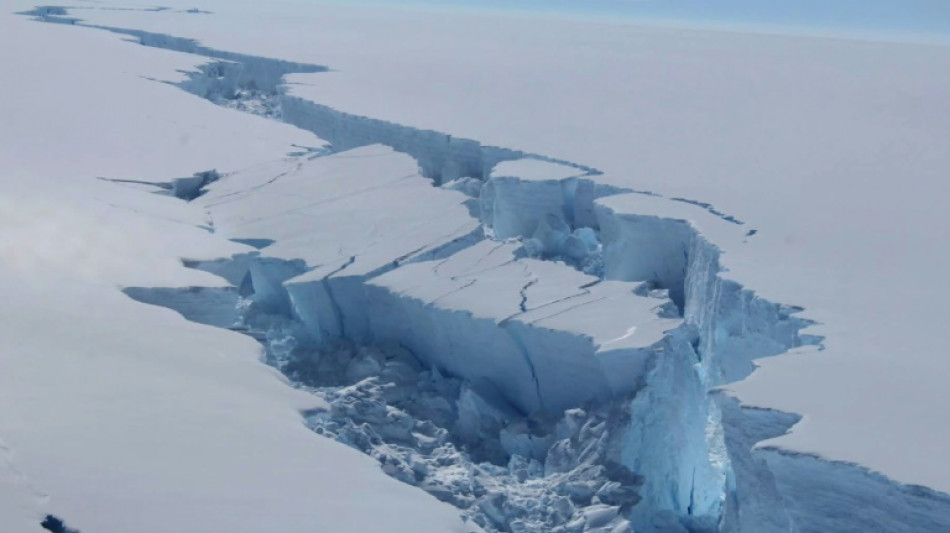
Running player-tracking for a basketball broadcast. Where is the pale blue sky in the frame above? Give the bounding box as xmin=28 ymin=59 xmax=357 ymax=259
xmin=355 ymin=0 xmax=950 ymax=44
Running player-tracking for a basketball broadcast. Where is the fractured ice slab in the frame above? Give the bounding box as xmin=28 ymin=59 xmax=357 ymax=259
xmin=204 ymin=144 xmax=477 ymax=270
xmin=200 ymin=144 xmax=482 ymax=344
xmin=192 ymin=146 xmax=724 ymax=530
xmin=366 ymin=239 xmax=688 ymax=415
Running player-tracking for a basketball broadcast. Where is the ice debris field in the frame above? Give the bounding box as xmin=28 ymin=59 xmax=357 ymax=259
xmin=2 ymin=2 xmax=950 ymax=533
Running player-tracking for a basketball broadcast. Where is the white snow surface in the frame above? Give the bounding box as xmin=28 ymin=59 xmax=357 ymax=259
xmin=46 ymin=0 xmax=950 ymax=495
xmin=0 ymin=6 xmax=478 ymax=533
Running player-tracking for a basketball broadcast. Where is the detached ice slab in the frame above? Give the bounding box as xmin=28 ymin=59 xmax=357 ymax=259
xmin=367 ymin=240 xmax=688 ymax=414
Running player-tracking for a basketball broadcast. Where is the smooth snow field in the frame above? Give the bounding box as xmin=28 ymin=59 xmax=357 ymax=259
xmin=2 ymin=1 xmax=949 ymax=532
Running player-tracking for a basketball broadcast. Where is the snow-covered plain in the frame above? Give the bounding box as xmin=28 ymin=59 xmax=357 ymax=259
xmin=3 ymin=1 xmax=950 ymax=532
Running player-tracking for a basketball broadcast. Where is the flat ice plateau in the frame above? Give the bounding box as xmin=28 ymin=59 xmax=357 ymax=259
xmin=2 ymin=1 xmax=950 ymax=532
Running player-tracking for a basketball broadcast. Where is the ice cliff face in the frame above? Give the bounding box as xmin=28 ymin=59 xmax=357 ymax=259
xmin=25 ymin=7 xmax=950 ymax=533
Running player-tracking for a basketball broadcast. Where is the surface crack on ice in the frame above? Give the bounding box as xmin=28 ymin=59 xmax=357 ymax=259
xmin=95 ymin=176 xmax=173 ymax=192
xmin=669 ymin=197 xmax=745 ymax=226
xmin=525 ymin=296 xmax=608 ymax=325
xmin=323 ymin=255 xmax=356 ymax=338
xmin=230 ymin=173 xmax=418 ymax=229
xmin=501 ymin=325 xmax=544 ymax=414
xmin=517 ymin=277 xmax=538 ymax=314
xmin=96 ymin=170 xmax=220 ymax=201
xmin=204 ymin=163 xmax=303 ymax=206
xmin=428 ymin=279 xmax=478 ymax=306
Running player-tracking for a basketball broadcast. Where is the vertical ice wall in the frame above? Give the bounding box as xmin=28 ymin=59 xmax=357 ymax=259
xmin=593 ymin=197 xmax=832 ymax=532
xmin=591 ymin=206 xmax=721 ymax=531
xmin=282 ymin=96 xmax=524 ymax=183
xmin=472 ymin=165 xmax=731 ymax=531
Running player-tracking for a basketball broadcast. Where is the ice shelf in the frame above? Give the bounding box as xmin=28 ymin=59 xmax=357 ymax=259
xmin=21 ymin=5 xmax=950 ymax=533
